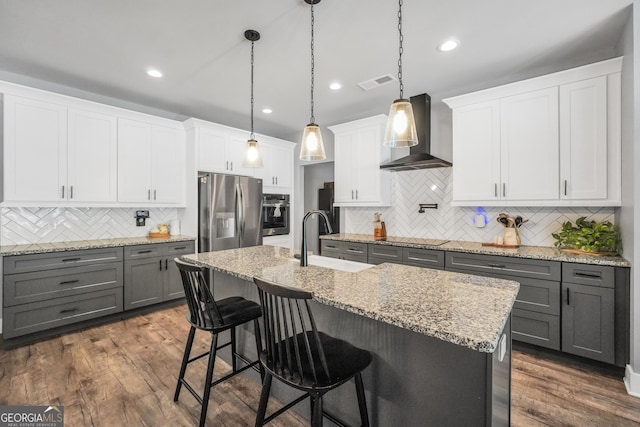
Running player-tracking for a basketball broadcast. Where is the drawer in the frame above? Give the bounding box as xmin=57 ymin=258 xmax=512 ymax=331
xmin=3 ymin=247 xmax=124 ymax=275
xmin=2 ymin=288 xmax=124 ymax=339
xmin=321 ymin=240 xmax=342 ymax=258
xmin=402 ymin=248 xmax=445 ymax=270
xmin=562 ymin=263 xmax=614 ymax=288
xmin=514 ymin=277 xmax=560 ymax=316
xmin=165 ymin=241 xmax=196 ymax=257
xmin=512 ymin=309 xmax=560 ymax=350
xmin=445 ymin=252 xmax=561 ymax=281
xmin=4 ymin=262 xmax=123 ymax=307
xmin=368 ymin=245 xmax=402 ymax=263
xmin=342 ymin=242 xmax=368 ymax=257
xmin=124 ymin=244 xmax=163 ymax=260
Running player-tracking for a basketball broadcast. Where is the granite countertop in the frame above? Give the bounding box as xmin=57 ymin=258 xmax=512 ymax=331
xmin=0 ymin=235 xmax=196 ymax=256
xmin=321 ymin=233 xmax=631 ymax=268
xmin=182 ymin=245 xmax=520 ymax=354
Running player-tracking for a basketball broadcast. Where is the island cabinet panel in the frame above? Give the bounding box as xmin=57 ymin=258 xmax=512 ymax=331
xmin=211 ymin=270 xmax=512 ymax=427
xmin=2 ymin=247 xmax=124 ymax=339
xmin=445 ymin=252 xmax=562 ymax=351
xmin=124 ymin=241 xmax=195 ymax=310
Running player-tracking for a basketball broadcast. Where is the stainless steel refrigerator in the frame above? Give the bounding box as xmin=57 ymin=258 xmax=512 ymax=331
xmin=198 ymin=172 xmax=263 ymax=253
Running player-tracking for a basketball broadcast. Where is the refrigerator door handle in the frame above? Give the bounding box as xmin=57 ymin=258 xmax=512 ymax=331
xmin=239 ymin=183 xmax=246 ymax=240
xmin=235 ymin=183 xmax=241 ymax=240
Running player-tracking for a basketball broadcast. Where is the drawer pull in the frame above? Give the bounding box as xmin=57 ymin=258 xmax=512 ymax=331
xmin=325 ymin=245 xmax=338 ymax=249
xmin=60 ymin=307 xmax=79 ymax=314
xmin=173 ymin=246 xmax=187 ymax=250
xmin=59 ymin=280 xmax=80 ymax=285
xmin=488 ymin=263 xmax=506 ymax=269
xmin=62 ymin=257 xmax=82 ymax=262
xmin=346 ymin=249 xmax=362 ymax=253
xmin=137 ymin=250 xmax=153 ymax=254
xmin=574 ymin=271 xmax=601 ymax=279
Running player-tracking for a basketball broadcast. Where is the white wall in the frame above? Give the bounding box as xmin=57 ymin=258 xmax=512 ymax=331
xmin=622 ymin=0 xmax=640 ymax=397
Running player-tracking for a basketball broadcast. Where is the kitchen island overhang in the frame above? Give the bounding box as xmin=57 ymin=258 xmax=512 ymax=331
xmin=182 ymin=245 xmax=519 ymax=426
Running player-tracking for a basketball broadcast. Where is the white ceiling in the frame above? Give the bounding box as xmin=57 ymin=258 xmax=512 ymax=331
xmin=0 ymin=0 xmax=632 ymax=140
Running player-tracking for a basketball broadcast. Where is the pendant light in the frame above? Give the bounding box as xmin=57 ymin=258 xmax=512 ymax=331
xmin=383 ymin=0 xmax=418 ymax=147
xmin=299 ymin=0 xmax=326 ymax=161
xmin=242 ymin=29 xmax=264 ymax=168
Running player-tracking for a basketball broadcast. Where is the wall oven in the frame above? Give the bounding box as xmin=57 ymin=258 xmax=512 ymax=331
xmin=263 ymin=193 xmax=290 ymax=236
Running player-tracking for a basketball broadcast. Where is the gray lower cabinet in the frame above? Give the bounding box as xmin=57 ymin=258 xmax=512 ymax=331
xmin=562 ymin=263 xmax=615 ymax=364
xmin=445 ymin=252 xmax=562 ymax=351
xmin=320 ymin=240 xmax=368 ymax=263
xmin=2 ymin=247 xmax=124 ymax=339
xmin=124 ymin=241 xmax=195 ymax=310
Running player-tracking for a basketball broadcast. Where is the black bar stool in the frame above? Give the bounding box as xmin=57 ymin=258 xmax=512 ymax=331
xmin=174 ymin=258 xmax=263 ymax=427
xmin=252 ymin=276 xmax=372 ymax=427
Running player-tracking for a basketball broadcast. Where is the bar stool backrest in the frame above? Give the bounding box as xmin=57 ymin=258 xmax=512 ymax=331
xmin=175 ymin=258 xmax=223 ymax=328
xmin=253 ymin=277 xmax=330 ymax=387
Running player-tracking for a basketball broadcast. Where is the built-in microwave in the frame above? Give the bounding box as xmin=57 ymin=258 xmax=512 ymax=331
xmin=263 ymin=194 xmax=290 ymax=236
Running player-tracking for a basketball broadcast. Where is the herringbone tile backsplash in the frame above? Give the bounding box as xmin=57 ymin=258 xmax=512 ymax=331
xmin=343 ymin=169 xmax=616 ymax=247
xmin=1 ymin=207 xmax=179 ymax=245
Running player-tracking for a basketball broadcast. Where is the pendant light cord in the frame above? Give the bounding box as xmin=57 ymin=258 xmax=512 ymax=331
xmin=310 ymin=3 xmax=315 ymax=124
xmin=250 ymin=39 xmax=255 ymax=140
xmin=397 ymin=0 xmax=404 ymax=99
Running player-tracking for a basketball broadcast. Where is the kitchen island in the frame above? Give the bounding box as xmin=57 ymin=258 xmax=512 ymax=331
xmin=183 ymin=245 xmax=519 ymax=426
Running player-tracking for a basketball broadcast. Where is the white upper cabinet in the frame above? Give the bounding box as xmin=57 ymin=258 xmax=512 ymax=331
xmin=329 ymin=115 xmax=391 ymax=206
xmin=3 ymin=95 xmax=67 ymax=202
xmin=68 ymin=108 xmax=118 ymax=202
xmin=500 ymin=87 xmax=559 ymax=201
xmin=193 ymin=121 xmax=254 ymax=177
xmin=559 ymin=76 xmax=609 ymax=201
xmin=255 ymin=137 xmax=294 ymax=190
xmin=3 ymin=95 xmax=118 ymax=204
xmin=118 ymin=118 xmax=185 ymax=205
xmin=444 ymin=57 xmax=622 ymax=207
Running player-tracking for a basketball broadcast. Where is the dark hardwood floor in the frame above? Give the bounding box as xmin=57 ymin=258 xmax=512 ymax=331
xmin=1 ymin=304 xmax=639 ymax=426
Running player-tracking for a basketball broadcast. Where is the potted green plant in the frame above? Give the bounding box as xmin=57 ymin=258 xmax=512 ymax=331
xmin=552 ymin=217 xmax=621 ymax=255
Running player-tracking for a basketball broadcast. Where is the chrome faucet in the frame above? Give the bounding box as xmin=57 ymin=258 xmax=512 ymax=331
xmin=300 ymin=210 xmax=334 ymax=267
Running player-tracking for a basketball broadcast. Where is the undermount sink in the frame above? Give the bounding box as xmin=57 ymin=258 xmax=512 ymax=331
xmin=290 ymin=255 xmax=374 ymax=273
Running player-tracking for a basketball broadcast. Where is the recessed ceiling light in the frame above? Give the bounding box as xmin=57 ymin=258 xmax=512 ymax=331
xmin=146 ymin=68 xmax=163 ymax=78
xmin=329 ymin=82 xmax=342 ymax=90
xmin=262 ymin=108 xmax=273 ymax=114
xmin=437 ymin=39 xmax=460 ymax=52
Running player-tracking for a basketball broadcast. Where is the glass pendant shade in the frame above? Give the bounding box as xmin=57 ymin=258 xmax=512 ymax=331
xmin=242 ymin=139 xmax=263 ymax=168
xmin=300 ymin=123 xmax=326 ymax=161
xmin=383 ymin=98 xmax=419 ymax=147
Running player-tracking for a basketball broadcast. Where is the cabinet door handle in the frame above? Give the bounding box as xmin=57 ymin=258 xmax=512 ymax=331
xmin=487 ymin=263 xmax=506 ymax=269
xmin=59 ymin=279 xmax=80 ymax=285
xmin=356 ymin=190 xmax=359 ymax=200
xmin=564 ymin=180 xmax=568 ymax=196
xmin=574 ymin=271 xmax=601 ymax=279
xmin=159 ymin=260 xmax=163 ymax=271
xmin=230 ymin=161 xmax=233 ymax=171
xmin=62 ymin=257 xmax=81 ymax=262
xmin=566 ymin=288 xmax=570 ymax=305
xmin=70 ymin=185 xmax=74 ymax=199
xmin=502 ymin=183 xmax=506 ymax=198
xmin=148 ymin=189 xmax=151 ymax=200
xmin=351 ymin=190 xmax=354 ymax=200
xmin=137 ymin=250 xmax=153 ymax=254
xmin=61 ymin=185 xmax=65 ymax=199
xmin=154 ymin=189 xmax=157 ymax=200
xmin=165 ymin=259 xmax=168 ymax=270
xmin=60 ymin=307 xmax=79 ymax=314
xmin=494 ymin=183 xmax=497 ymax=198
xmin=275 ymin=176 xmax=278 ymax=185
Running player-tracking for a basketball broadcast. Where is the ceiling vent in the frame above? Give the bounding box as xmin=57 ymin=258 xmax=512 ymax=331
xmin=357 ymin=74 xmax=396 ymax=91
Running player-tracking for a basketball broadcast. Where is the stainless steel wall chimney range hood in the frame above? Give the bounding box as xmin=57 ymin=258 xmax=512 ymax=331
xmin=380 ymin=93 xmax=452 ymax=171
